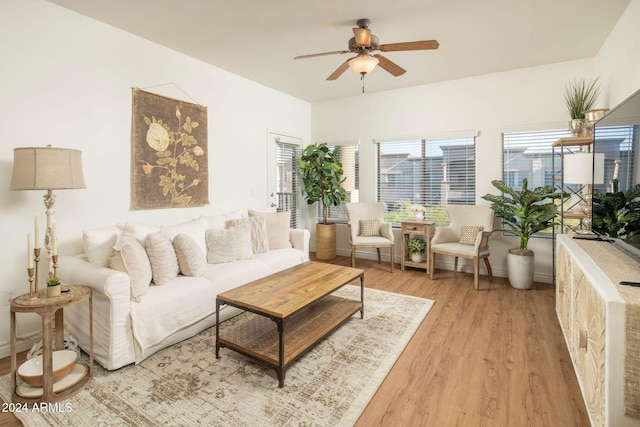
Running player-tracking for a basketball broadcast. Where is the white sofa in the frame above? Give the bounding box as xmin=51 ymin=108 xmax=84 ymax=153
xmin=57 ymin=209 xmax=310 ymax=370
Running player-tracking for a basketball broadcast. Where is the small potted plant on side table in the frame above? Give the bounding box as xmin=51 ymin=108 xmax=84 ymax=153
xmin=47 ymin=277 xmax=61 ymax=297
xmin=407 ymin=237 xmax=427 ymax=263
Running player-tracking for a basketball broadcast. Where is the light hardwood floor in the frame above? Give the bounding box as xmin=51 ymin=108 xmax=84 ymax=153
xmin=0 ymin=255 xmax=589 ymax=426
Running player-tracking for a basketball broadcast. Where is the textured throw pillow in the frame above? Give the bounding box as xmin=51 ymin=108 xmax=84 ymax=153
xmin=206 ymin=223 xmax=253 ymax=264
xmin=162 ymin=218 xmax=208 ymax=255
xmin=202 ymin=209 xmax=246 ymax=230
xmin=460 ymin=225 xmax=484 ymax=246
xmin=226 ymin=217 xmax=269 ymax=254
xmin=84 ymin=224 xmax=123 ymax=267
xmin=108 ymin=235 xmax=152 ymax=303
xmin=359 ymin=219 xmax=380 ymax=237
xmin=248 ymin=210 xmax=292 ymax=250
xmin=173 ymin=233 xmax=206 ymax=277
xmin=145 ymin=230 xmax=180 ymax=285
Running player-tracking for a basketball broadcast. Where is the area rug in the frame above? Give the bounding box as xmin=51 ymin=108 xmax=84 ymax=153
xmin=0 ymin=286 xmax=434 ymax=427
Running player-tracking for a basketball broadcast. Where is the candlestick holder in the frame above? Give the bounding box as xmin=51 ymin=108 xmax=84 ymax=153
xmin=52 ymin=254 xmax=58 ymax=279
xmin=29 ymin=248 xmax=41 ymax=300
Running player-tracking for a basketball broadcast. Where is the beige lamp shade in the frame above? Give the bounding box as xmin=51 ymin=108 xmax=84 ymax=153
xmin=9 ymin=147 xmax=86 ymax=191
xmin=563 ymin=152 xmax=605 ymax=185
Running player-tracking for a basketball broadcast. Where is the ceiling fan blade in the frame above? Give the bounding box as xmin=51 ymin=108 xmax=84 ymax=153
xmin=352 ymin=27 xmax=371 ymax=46
xmin=373 ymin=54 xmax=406 ymax=76
xmin=326 ymin=58 xmax=353 ymax=81
xmin=379 ymin=40 xmax=440 ymax=52
xmin=294 ymin=50 xmax=351 ymax=60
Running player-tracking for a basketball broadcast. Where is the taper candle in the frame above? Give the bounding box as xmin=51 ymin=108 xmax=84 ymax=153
xmin=52 ymin=223 xmax=57 ymax=256
xmin=27 ymin=233 xmax=34 ymax=268
xmin=34 ymin=213 xmax=40 ymax=249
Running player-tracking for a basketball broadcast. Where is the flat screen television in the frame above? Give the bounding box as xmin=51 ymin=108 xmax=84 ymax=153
xmin=592 ymin=88 xmax=640 ymax=253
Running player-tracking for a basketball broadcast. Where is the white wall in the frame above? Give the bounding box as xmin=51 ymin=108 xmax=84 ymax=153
xmin=311 ymin=0 xmax=640 ymax=283
xmin=0 ymin=0 xmax=310 ymax=351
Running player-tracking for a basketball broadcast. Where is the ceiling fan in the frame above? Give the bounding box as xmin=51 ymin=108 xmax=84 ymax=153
xmin=294 ymin=18 xmax=439 ymax=81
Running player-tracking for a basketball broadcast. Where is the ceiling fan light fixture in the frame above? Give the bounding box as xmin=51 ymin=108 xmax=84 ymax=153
xmin=349 ymin=54 xmax=379 ymax=75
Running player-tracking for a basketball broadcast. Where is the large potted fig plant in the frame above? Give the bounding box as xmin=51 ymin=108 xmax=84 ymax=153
xmin=298 ymin=143 xmax=346 ymax=260
xmin=482 ymin=179 xmax=567 ymax=289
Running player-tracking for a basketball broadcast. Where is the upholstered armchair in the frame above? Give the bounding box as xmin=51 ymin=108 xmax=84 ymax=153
xmin=345 ymin=202 xmax=394 ymax=272
xmin=429 ymin=205 xmax=494 ymax=290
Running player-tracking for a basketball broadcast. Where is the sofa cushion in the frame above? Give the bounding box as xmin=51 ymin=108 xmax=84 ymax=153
xmin=162 ymin=218 xmax=208 ymax=254
xmin=83 ymin=224 xmax=123 ymax=267
xmin=226 ymin=216 xmax=269 ymax=254
xmin=173 ymin=233 xmax=206 ymax=277
xmin=123 ymin=222 xmax=161 ymax=245
xmin=248 ymin=210 xmax=292 ymax=250
xmin=108 ymin=235 xmax=152 ymax=302
xmin=202 ymin=209 xmax=246 ymax=230
xmin=145 ymin=230 xmax=180 ymax=285
xmin=460 ymin=225 xmax=484 ymax=246
xmin=206 ymin=223 xmax=253 ymax=264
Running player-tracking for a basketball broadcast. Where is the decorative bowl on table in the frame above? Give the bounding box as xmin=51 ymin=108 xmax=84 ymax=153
xmin=17 ymin=349 xmax=78 ymax=387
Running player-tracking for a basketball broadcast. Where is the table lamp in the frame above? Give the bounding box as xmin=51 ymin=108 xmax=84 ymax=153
xmin=9 ymin=145 xmax=86 ymax=276
xmin=564 ymin=152 xmax=604 ymax=234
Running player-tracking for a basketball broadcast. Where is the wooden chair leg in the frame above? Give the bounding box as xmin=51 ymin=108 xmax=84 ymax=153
xmin=430 ymin=251 xmax=436 ymax=279
xmin=376 ymin=248 xmax=382 ymax=264
xmin=454 ymin=257 xmax=459 ymax=272
xmin=474 ymin=257 xmax=480 ymax=291
xmin=389 ymin=246 xmax=394 ymax=272
xmin=351 ymin=246 xmax=356 ymax=268
xmin=484 ymin=258 xmax=493 ymax=281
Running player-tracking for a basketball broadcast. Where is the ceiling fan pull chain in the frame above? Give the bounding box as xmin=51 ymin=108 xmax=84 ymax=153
xmin=361 ymin=74 xmax=365 ymax=93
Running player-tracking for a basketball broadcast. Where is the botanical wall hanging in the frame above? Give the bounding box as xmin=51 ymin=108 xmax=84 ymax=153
xmin=131 ymin=88 xmax=209 ymax=209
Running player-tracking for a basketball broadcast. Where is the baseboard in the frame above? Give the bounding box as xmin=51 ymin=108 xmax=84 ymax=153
xmin=334 ymin=247 xmax=553 ymax=284
xmin=0 ymin=336 xmax=40 ymax=360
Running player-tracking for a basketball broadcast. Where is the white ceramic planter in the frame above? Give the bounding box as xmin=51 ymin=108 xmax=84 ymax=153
xmin=410 ymin=253 xmax=423 ymax=263
xmin=507 ymin=251 xmax=534 ymax=290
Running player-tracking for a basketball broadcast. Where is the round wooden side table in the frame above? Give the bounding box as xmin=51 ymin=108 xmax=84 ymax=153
xmin=10 ymin=285 xmax=93 ymax=403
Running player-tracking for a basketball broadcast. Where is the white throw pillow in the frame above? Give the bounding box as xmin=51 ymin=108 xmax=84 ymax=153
xmin=226 ymin=217 xmax=269 ymax=254
xmin=206 ymin=223 xmax=253 ymax=264
xmin=145 ymin=230 xmax=180 ymax=285
xmin=122 ymin=222 xmax=161 ymax=245
xmin=248 ymin=210 xmax=292 ymax=250
xmin=83 ymin=224 xmax=123 ymax=267
xmin=162 ymin=217 xmax=208 ymax=254
xmin=108 ymin=235 xmax=152 ymax=302
xmin=202 ymin=209 xmax=247 ymax=230
xmin=173 ymin=233 xmax=206 ymax=276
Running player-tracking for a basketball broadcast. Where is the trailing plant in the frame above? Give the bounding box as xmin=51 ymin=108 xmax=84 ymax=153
xmin=297 ymin=143 xmax=346 ymax=225
xmin=592 ymin=181 xmax=640 ymax=238
xmin=482 ymin=179 xmax=568 ymax=254
xmin=564 ymin=77 xmax=601 ymax=119
xmin=407 ymin=237 xmax=426 ymax=255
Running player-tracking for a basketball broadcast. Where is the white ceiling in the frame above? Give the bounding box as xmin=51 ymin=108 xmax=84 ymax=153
xmin=48 ymin=0 xmax=631 ymax=103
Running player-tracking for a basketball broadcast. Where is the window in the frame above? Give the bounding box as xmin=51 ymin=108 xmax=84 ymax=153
xmin=275 ymin=141 xmax=300 ymax=228
xmin=377 ymin=135 xmax=476 ymax=226
xmin=316 ymin=144 xmax=359 ymax=223
xmin=592 ymin=124 xmax=638 ymax=193
xmin=503 ymin=128 xmax=573 ymax=190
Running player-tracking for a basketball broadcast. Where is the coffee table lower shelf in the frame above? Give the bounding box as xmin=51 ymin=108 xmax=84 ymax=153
xmin=217 ymin=295 xmax=362 ymax=386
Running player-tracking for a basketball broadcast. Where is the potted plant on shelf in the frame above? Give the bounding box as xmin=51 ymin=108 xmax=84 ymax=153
xmin=564 ymin=76 xmax=601 ymax=136
xmin=407 ymin=237 xmax=427 ymax=263
xmin=298 ymin=142 xmax=346 ymax=260
xmin=47 ymin=276 xmax=61 ymax=297
xmin=482 ymin=178 xmax=567 ymax=289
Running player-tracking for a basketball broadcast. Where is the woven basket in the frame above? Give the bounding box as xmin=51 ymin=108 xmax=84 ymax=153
xmin=316 ymin=223 xmax=336 ymax=260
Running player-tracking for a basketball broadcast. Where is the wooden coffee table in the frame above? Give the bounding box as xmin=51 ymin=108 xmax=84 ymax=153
xmin=215 ymin=261 xmax=364 ymax=387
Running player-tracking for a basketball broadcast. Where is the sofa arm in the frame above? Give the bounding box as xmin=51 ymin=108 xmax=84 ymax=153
xmin=57 ymin=255 xmax=131 ymax=303
xmin=380 ymin=223 xmax=394 ymax=243
xmin=431 ymin=226 xmax=458 ymax=246
xmin=290 ymin=228 xmax=311 ymax=261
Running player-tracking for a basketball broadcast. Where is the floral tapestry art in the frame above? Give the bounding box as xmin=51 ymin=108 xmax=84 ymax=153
xmin=132 ymin=88 xmax=209 ymax=209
